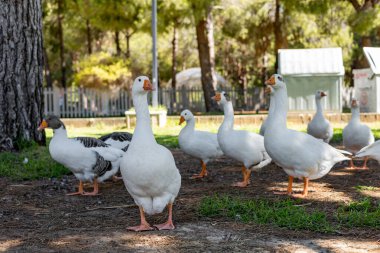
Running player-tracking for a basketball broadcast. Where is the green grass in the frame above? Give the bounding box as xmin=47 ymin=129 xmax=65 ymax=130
xmin=199 ymin=195 xmax=380 ymax=232
xmin=198 ymin=195 xmax=333 ymax=233
xmin=355 ymin=185 xmax=378 ymax=191
xmin=336 ymin=198 xmax=380 ymax=229
xmin=0 ymin=139 xmax=69 ymax=180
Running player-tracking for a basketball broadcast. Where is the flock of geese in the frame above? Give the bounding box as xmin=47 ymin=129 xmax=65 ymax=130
xmin=37 ymin=74 xmax=380 ymax=231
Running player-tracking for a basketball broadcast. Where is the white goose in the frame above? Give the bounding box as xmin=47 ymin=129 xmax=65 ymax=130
xmin=178 ymin=109 xmax=223 ymax=178
xmin=307 ymin=90 xmax=333 ymax=143
xmin=212 ymin=92 xmax=271 ymax=187
xmin=120 ymin=76 xmax=181 ymax=231
xmin=355 ymin=140 xmax=380 ymax=164
xmin=343 ymin=98 xmax=374 ymax=169
xmin=264 ymin=74 xmax=350 ymax=197
xmin=38 ymin=115 xmax=124 ymax=195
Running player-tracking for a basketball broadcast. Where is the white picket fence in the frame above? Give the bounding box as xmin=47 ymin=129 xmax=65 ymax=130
xmin=43 ymin=86 xmax=355 ymax=117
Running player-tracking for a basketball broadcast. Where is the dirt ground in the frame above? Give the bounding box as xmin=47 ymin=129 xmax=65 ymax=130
xmin=1 ymin=148 xmax=380 ymax=252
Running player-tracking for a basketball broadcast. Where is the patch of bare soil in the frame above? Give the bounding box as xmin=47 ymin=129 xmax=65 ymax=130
xmin=1 ymin=148 xmax=380 ymax=252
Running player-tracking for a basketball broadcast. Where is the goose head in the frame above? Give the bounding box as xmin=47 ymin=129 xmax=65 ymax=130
xmin=315 ymin=90 xmax=327 ymax=100
xmin=265 ymin=74 xmax=285 ymax=90
xmin=38 ymin=115 xmax=66 ymax=131
xmin=211 ymin=91 xmax=231 ymax=105
xmin=132 ymin=76 xmax=154 ymax=95
xmin=179 ymin=109 xmax=194 ymax=125
xmin=351 ymin=98 xmax=359 ymax=109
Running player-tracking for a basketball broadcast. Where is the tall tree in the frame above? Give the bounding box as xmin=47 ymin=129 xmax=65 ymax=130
xmin=0 ymin=0 xmax=45 ymax=151
xmin=347 ymin=0 xmax=380 ymax=68
xmin=57 ymin=0 xmax=66 ymax=88
xmin=190 ymin=0 xmax=219 ymax=112
xmin=159 ymin=0 xmax=189 ymax=89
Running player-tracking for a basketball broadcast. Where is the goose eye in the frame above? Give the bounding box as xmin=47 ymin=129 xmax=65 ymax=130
xmin=138 ymin=79 xmax=141 ymax=82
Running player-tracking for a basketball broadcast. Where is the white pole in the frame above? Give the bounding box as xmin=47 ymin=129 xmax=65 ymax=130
xmin=152 ymin=0 xmax=158 ymax=107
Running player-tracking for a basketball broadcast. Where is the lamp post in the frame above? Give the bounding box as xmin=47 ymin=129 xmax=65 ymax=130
xmin=151 ymin=0 xmax=158 ymax=107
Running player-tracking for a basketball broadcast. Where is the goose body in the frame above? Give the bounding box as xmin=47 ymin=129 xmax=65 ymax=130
xmin=264 ymin=74 xmax=350 ymax=197
xmin=355 ymin=141 xmax=380 ymax=162
xmin=99 ymin=132 xmax=133 ymax=150
xmin=178 ymin=109 xmax=223 ymax=178
xmin=213 ymin=92 xmax=271 ymax=187
xmin=307 ymin=90 xmax=333 ymax=143
xmin=38 ymin=116 xmax=124 ymax=195
xmin=120 ymin=76 xmax=181 ymax=231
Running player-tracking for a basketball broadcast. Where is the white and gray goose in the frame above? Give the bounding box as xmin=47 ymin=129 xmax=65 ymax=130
xmin=99 ymin=132 xmax=133 ymax=151
xmin=38 ymin=115 xmax=125 ymax=196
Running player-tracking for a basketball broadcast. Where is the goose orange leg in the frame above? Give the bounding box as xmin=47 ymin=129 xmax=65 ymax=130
xmin=128 ymin=206 xmax=155 ymax=231
xmin=346 ymin=159 xmax=356 ymax=170
xmin=274 ymin=176 xmax=293 ymax=195
xmin=191 ymin=161 xmax=208 ymax=178
xmin=232 ymin=166 xmax=251 ymax=187
xmin=359 ymin=157 xmax=369 ymax=170
xmin=66 ymin=180 xmax=84 ymax=196
xmin=292 ymin=177 xmax=309 ymax=198
xmin=154 ymin=203 xmax=175 ymax=230
xmin=83 ymin=180 xmax=100 ymax=196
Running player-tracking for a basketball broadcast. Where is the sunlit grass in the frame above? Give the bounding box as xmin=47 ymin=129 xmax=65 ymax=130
xmin=199 ymin=195 xmax=380 ymax=232
xmin=198 ymin=194 xmax=333 ymax=233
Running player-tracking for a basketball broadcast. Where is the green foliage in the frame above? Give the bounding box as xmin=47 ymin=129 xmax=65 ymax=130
xmin=199 ymin=195 xmax=333 ymax=232
xmin=73 ymin=52 xmax=131 ymax=88
xmin=336 ymin=198 xmax=380 ymax=228
xmin=349 ymin=6 xmax=380 ymax=36
xmin=355 ymin=185 xmax=377 ymax=191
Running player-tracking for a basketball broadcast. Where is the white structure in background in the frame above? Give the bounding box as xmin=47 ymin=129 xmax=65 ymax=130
xmin=278 ymin=48 xmax=345 ymax=112
xmin=169 ymin=68 xmax=230 ymax=90
xmin=353 ymin=47 xmax=380 ymax=113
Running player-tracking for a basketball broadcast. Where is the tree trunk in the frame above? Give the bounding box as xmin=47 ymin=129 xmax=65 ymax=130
xmin=125 ymin=32 xmax=131 ymax=58
xmin=274 ymin=0 xmax=288 ymax=72
xmin=171 ymin=23 xmax=178 ymax=89
xmin=115 ymin=30 xmax=121 ymax=56
xmin=195 ymin=6 xmax=219 ymax=112
xmin=0 ymin=0 xmax=46 ymax=151
xmin=86 ymin=19 xmax=92 ymax=54
xmin=57 ymin=0 xmax=66 ymax=88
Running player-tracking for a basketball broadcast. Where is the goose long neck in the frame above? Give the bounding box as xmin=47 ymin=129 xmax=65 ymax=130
xmin=221 ymin=101 xmax=234 ymax=131
xmin=270 ymin=86 xmax=288 ymax=128
xmin=185 ymin=118 xmax=195 ymax=131
xmin=133 ymin=92 xmax=156 ymax=144
xmin=315 ymin=98 xmax=323 ymax=115
xmin=53 ymin=126 xmax=68 ymax=139
xmin=351 ymin=107 xmax=360 ymax=122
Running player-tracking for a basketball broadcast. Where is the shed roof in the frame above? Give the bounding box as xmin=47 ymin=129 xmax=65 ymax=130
xmin=363 ymin=47 xmax=380 ymax=75
xmin=278 ymin=48 xmax=344 ymax=76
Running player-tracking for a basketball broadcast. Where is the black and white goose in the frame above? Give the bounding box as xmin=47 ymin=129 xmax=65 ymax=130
xmin=38 ymin=115 xmax=125 ymax=196
xmin=99 ymin=132 xmax=133 ymax=150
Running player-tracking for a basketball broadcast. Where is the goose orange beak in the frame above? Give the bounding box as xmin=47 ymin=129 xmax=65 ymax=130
xmin=179 ymin=116 xmax=185 ymax=125
xmin=38 ymin=120 xmax=48 ymax=131
xmin=265 ymin=76 xmax=275 ymax=85
xmin=143 ymin=79 xmax=154 ymax=91
xmin=211 ymin=93 xmax=221 ymax=102
xmin=321 ymin=92 xmax=327 ymax=97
